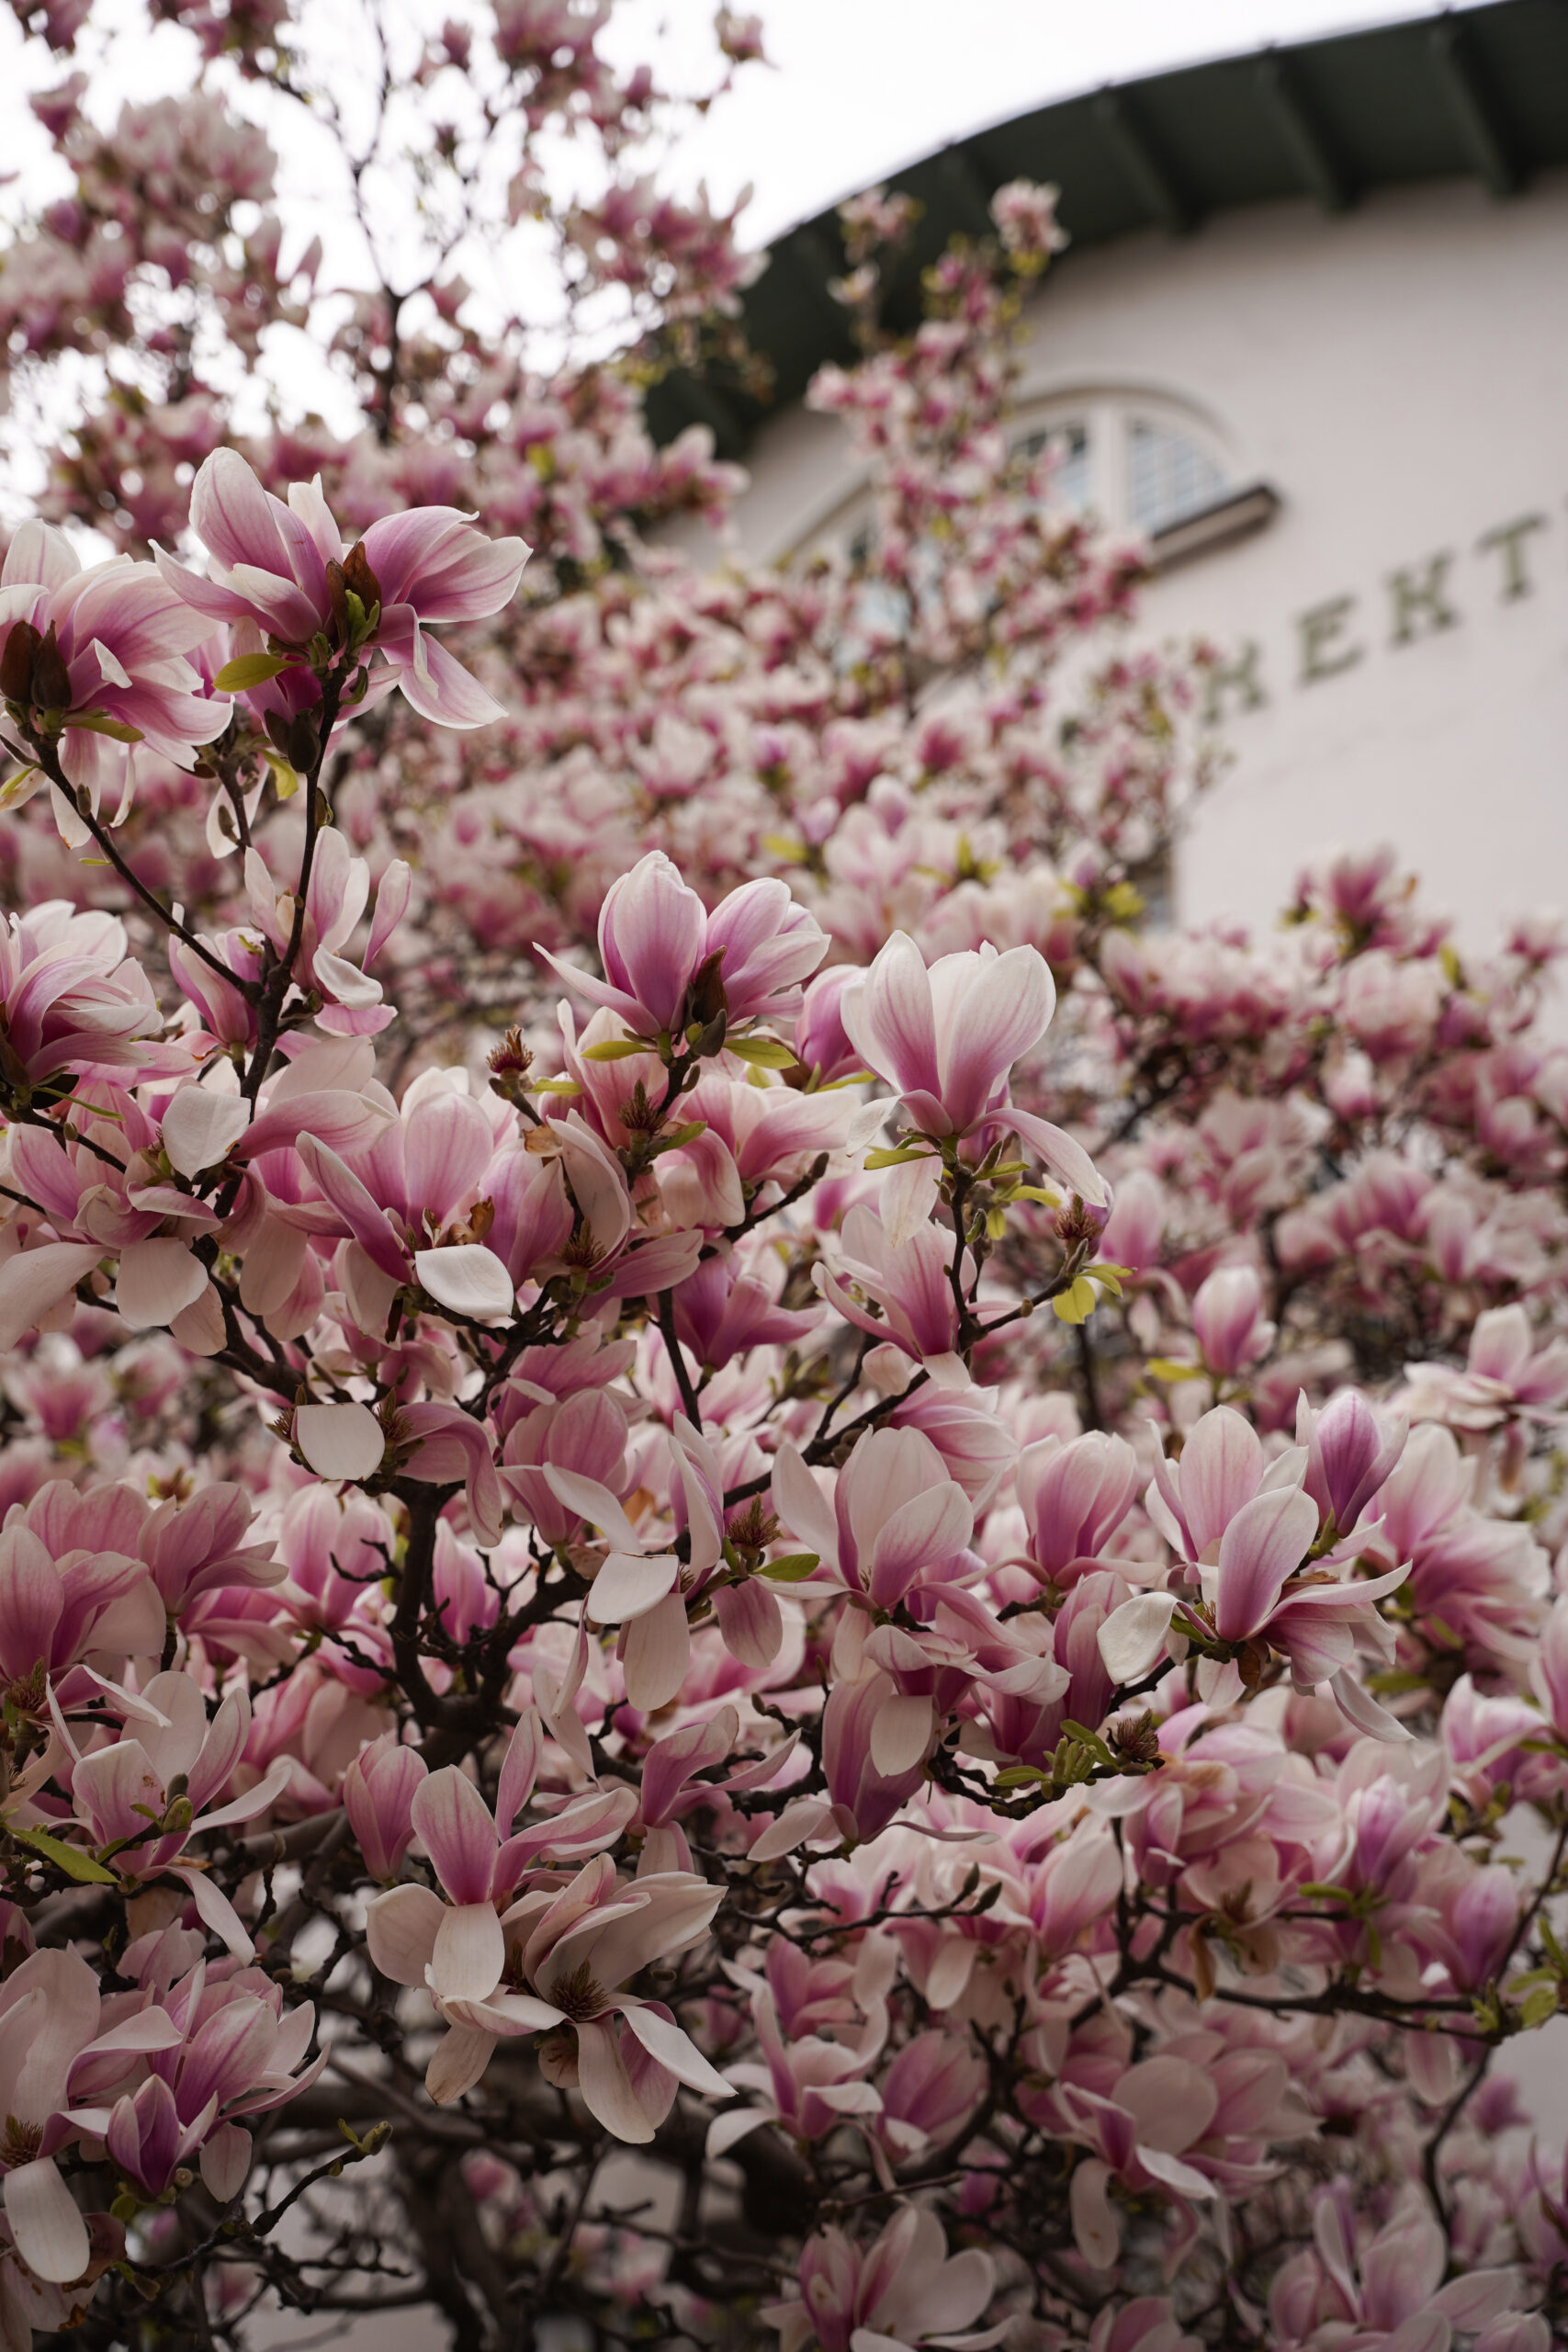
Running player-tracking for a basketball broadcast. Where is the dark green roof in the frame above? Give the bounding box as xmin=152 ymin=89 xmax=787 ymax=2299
xmin=647 ymin=0 xmax=1568 ymax=457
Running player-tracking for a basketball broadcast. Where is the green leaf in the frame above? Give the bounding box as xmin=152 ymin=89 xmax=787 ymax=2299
xmin=70 ymin=712 xmax=143 ymax=743
xmin=863 ymin=1146 xmax=931 ymax=1170
xmin=1520 ymin=1982 xmax=1561 ymax=2030
xmin=1146 ymin=1357 xmax=1204 ymax=1383
xmin=1052 ymin=1276 xmax=1097 ymax=1325
xmin=260 ymin=749 xmax=300 ymax=799
xmin=581 ymin=1038 xmax=650 ymax=1062
xmin=658 ymin=1120 xmax=708 ymax=1149
xmin=12 ymin=1826 xmax=118 ymax=1884
xmin=993 ymin=1766 xmax=1047 ymax=1789
xmin=215 ymin=652 xmax=291 ymax=692
xmin=760 ymin=1551 xmax=821 ymax=1581
xmin=532 ymin=1077 xmax=581 ymax=1096
xmin=728 ymin=1035 xmax=797 ymax=1069
xmin=1062 ymin=1719 xmax=1116 ymax=1767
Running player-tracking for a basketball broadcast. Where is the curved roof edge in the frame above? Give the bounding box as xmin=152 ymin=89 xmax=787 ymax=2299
xmin=646 ymin=0 xmax=1568 ymax=458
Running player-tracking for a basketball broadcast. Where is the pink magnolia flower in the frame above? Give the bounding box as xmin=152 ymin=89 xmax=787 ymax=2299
xmin=839 ymin=931 xmax=1106 ymax=1202
xmin=156 ymin=449 xmax=529 ymax=728
xmin=1278 ymin=2197 xmax=1528 ymax=2349
xmin=763 ymin=2206 xmax=1002 ymax=2352
xmin=0 ymin=1945 xmax=181 ymax=2285
xmin=1298 ymin=1387 xmax=1408 ymax=1537
xmin=670 ymin=1250 xmax=822 ymax=1374
xmin=0 ymin=901 xmax=180 ymax=1090
xmin=772 ymin=1425 xmax=975 ymax=1611
xmin=542 ymin=852 xmax=827 ymax=1040
xmin=813 ymin=1204 xmax=971 ymax=1387
xmin=343 ymin=1732 xmax=427 ymax=1883
xmin=368 ymin=1830 xmax=732 ymax=2137
xmin=0 ymin=519 xmax=222 ymax=829
xmin=708 ymin=1972 xmax=890 ymax=2159
xmin=1404 ymin=1303 xmax=1568 ymax=1430
xmin=1190 ymin=1263 xmax=1276 ymax=1377
xmin=874 ymin=2029 xmax=987 ymax=2166
xmin=56 ymin=1671 xmax=293 ymax=1958
xmin=294 ymin=1072 xmax=514 ymax=1333
xmin=1015 ymin=1430 xmax=1139 ymax=1589
xmin=0 ymin=1487 xmax=162 ymax=1689
xmin=499 ymin=1389 xmax=631 ymax=1545
xmin=1099 ymin=1407 xmax=1408 ymax=1715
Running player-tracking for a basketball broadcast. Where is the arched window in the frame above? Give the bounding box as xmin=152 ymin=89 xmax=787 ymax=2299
xmin=1010 ymin=391 xmax=1244 ymax=544
xmin=1125 ymin=415 xmax=1229 ymax=534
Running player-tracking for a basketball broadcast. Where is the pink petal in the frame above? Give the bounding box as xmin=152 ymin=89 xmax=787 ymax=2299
xmin=1213 ymin=1486 xmax=1319 ymax=1641
xmin=840 ymin=931 xmax=940 ymax=1103
xmin=412 ymin=1765 xmax=498 ymax=1905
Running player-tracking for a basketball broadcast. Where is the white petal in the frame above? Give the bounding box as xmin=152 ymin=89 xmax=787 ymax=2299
xmin=1330 ymin=1668 xmax=1414 ymax=1743
xmin=115 ymin=1236 xmax=208 ymax=1331
xmin=588 ymin=1551 xmax=680 ymax=1625
xmin=171 ymin=1866 xmax=255 ymax=1961
xmin=414 ymin=1244 xmax=514 ymax=1321
xmin=1137 ymin=2143 xmax=1216 ymax=2199
xmin=432 ymin=1902 xmax=504 ymax=2004
xmin=169 ymin=1280 xmax=225 ymax=1356
xmin=619 ymin=2002 xmax=735 ymax=2098
xmin=294 ymin=1402 xmax=386 ymax=1480
xmin=1097 ymin=1591 xmax=1178 ymax=1686
xmin=199 ymin=2122 xmax=252 ymax=2204
xmin=4 ymin=2157 xmax=89 ymax=2284
xmin=0 ymin=1242 xmax=102 ymax=1351
xmin=706 ymin=2105 xmax=768 ymax=2158
xmin=748 ymin=1797 xmax=838 ymax=1864
xmin=313 ymin=950 xmax=384 ymax=1008
xmin=161 ymin=1088 xmax=250 ymax=1179
xmin=542 ymin=1466 xmax=643 ymax=1553
xmin=879 ymin=1152 xmax=940 ymax=1246
xmin=869 ymin=1694 xmax=935 ymax=1776
xmin=425 ymin=2023 xmax=497 ymax=2106
xmin=573 ymin=2016 xmax=654 ymax=2143
xmin=365 ymin=1883 xmax=445 ymax=1987
xmin=621 ymin=1589 xmax=691 ymax=1712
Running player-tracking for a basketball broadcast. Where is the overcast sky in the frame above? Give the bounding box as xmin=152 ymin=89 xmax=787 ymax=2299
xmin=0 ymin=0 xmax=1453 ymax=489
xmin=610 ymin=0 xmax=1448 ymax=245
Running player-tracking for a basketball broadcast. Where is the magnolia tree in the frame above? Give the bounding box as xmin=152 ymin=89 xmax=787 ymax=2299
xmin=0 ymin=4 xmax=1566 ymax=2349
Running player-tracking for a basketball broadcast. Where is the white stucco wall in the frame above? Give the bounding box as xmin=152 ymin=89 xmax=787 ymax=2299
xmin=707 ymin=170 xmax=1568 ymax=953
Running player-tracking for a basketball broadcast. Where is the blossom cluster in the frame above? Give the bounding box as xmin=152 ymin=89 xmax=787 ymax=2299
xmin=0 ymin=4 xmax=1564 ymax=2347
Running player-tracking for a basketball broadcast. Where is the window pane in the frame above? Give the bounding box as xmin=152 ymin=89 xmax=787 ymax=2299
xmin=1019 ymin=421 xmax=1092 ymax=513
xmin=1126 ymin=417 xmax=1226 ymax=534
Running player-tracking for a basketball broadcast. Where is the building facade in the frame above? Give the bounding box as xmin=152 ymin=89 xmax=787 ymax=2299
xmin=655 ymin=0 xmax=1568 ymax=955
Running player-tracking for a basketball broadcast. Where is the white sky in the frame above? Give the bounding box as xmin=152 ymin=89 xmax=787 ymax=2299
xmin=0 ymin=0 xmax=1451 ymax=489
xmin=612 ymin=0 xmax=1450 ymax=244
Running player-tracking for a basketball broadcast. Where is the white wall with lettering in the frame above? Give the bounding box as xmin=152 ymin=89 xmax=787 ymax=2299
xmin=704 ymin=168 xmax=1568 ymax=956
